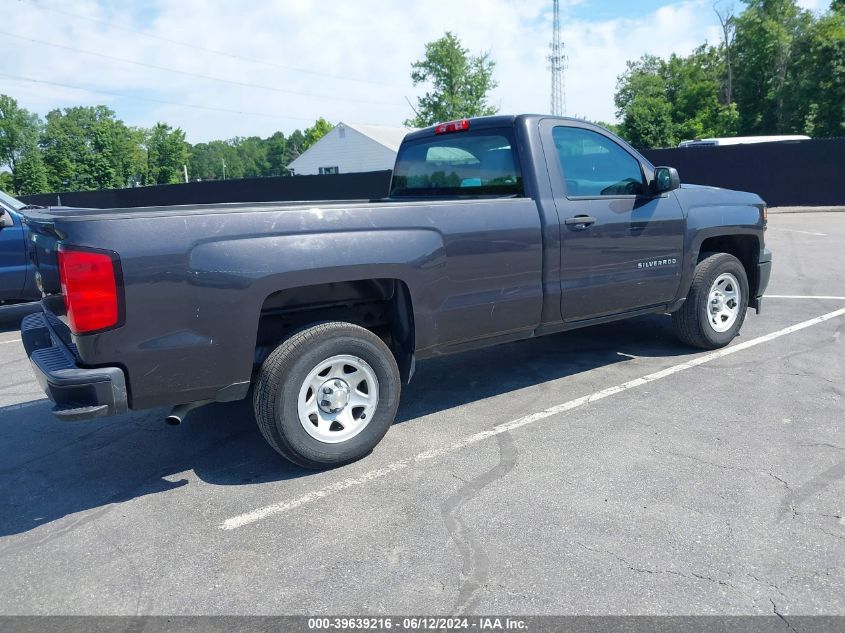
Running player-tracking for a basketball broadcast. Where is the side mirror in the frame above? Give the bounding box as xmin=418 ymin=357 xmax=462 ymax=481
xmin=0 ymin=208 xmax=13 ymax=228
xmin=653 ymin=166 xmax=681 ymax=194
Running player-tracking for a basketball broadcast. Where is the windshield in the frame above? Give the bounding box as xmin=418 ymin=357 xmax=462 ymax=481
xmin=0 ymin=188 xmax=25 ymax=212
xmin=390 ymin=129 xmax=523 ymax=198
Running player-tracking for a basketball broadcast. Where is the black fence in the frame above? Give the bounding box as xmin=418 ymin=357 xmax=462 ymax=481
xmin=643 ymin=138 xmax=845 ymax=207
xmin=18 ymin=138 xmax=844 ymax=209
xmin=20 ymin=170 xmax=394 ymax=209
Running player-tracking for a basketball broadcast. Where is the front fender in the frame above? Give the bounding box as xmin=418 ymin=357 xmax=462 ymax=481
xmin=673 ymin=185 xmax=766 ymax=306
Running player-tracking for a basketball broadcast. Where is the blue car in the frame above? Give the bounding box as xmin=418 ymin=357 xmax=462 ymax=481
xmin=0 ymin=189 xmax=41 ymax=304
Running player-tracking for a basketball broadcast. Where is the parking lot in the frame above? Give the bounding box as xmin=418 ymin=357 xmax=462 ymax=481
xmin=0 ymin=211 xmax=843 ymax=616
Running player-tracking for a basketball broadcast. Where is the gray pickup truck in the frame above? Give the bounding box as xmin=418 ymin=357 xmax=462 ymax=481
xmin=20 ymin=115 xmax=771 ymax=468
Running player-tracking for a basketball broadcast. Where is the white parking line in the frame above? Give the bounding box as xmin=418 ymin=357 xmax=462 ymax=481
xmin=220 ymin=307 xmax=845 ymax=530
xmin=768 ymin=227 xmax=827 ymax=236
xmin=0 ymin=338 xmax=21 ymax=345
xmin=766 ymin=295 xmax=845 ymax=300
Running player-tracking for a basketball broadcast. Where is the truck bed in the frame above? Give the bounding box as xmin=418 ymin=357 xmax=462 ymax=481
xmin=22 ymin=193 xmax=547 ymax=411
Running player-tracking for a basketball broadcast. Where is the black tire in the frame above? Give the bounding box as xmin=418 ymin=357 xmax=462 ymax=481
xmin=253 ymin=321 xmax=401 ymax=469
xmin=672 ymin=252 xmax=749 ymax=350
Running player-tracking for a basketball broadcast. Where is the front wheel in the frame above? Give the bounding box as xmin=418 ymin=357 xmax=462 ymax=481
xmin=672 ymin=252 xmax=749 ymax=350
xmin=253 ymin=321 xmax=401 ymax=469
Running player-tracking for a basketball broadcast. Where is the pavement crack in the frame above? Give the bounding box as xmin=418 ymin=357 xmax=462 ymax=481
xmin=441 ymin=432 xmax=518 ymax=616
xmin=806 ymin=525 xmax=845 ymax=542
xmin=690 ymin=571 xmax=734 ymax=587
xmin=798 ymin=442 xmax=845 ymax=452
xmin=576 ymin=542 xmax=656 ymax=574
xmin=575 ymin=542 xmax=735 ymax=588
xmin=770 ymin=598 xmax=798 ymax=633
xmin=451 ymin=473 xmax=469 ymax=484
xmin=651 ymin=447 xmax=805 ymax=521
xmin=747 ymin=572 xmax=788 ymax=601
xmin=654 ymin=447 xmax=750 ymax=475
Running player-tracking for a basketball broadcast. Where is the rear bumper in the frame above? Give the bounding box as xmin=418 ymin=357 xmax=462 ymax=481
xmin=20 ymin=311 xmax=128 ymax=421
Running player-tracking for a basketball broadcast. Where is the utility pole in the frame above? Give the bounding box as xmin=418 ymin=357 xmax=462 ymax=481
xmin=183 ymin=164 xmax=189 ymax=183
xmin=547 ymin=0 xmax=568 ymax=116
xmin=222 ymin=158 xmax=227 ymax=180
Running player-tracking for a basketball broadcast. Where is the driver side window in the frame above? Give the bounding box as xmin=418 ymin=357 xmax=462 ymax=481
xmin=552 ymin=126 xmax=646 ymax=197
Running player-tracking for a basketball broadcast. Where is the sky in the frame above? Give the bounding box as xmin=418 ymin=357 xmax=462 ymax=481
xmin=0 ymin=0 xmax=831 ymax=143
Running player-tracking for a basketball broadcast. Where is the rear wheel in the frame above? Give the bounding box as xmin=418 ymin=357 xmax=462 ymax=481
xmin=672 ymin=252 xmax=749 ymax=349
xmin=253 ymin=321 xmax=401 ymax=469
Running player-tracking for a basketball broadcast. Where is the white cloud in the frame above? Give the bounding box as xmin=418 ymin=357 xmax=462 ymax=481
xmin=796 ymin=0 xmax=827 ymax=11
xmin=0 ymin=0 xmax=729 ymax=142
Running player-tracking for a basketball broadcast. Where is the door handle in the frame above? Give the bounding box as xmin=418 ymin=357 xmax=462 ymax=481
xmin=565 ymin=215 xmax=597 ymax=228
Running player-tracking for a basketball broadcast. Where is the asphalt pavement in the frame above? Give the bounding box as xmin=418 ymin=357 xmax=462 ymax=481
xmin=0 ymin=212 xmax=843 ymax=616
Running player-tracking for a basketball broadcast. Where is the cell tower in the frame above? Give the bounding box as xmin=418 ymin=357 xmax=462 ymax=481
xmin=547 ymin=0 xmax=567 ymax=116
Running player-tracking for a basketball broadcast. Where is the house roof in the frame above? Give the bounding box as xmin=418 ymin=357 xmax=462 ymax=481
xmin=287 ymin=122 xmax=416 ymax=172
xmin=341 ymin=122 xmax=416 ymax=151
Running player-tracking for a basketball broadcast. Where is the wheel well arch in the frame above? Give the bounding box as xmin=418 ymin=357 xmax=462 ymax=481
xmin=254 ymin=278 xmax=416 ymax=382
xmin=696 ymin=234 xmax=760 ymax=305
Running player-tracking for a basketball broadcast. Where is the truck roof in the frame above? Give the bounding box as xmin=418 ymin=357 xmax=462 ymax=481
xmin=403 ymin=114 xmax=591 ymax=141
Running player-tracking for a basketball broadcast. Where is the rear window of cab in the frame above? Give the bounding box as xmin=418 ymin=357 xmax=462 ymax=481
xmin=390 ymin=129 xmax=523 ymax=198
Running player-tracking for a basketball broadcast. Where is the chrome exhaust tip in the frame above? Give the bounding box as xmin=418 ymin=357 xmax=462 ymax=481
xmin=166 ymin=400 xmax=212 ymax=426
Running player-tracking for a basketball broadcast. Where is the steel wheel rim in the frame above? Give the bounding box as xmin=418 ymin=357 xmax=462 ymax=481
xmin=297 ymin=354 xmax=379 ymax=444
xmin=706 ymin=272 xmax=741 ymax=333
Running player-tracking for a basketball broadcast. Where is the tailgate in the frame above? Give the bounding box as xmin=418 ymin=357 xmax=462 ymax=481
xmin=20 ymin=214 xmax=74 ymax=348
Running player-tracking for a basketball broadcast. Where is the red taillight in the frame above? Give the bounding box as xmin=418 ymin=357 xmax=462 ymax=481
xmin=57 ymin=246 xmax=121 ymax=334
xmin=434 ymin=119 xmax=470 ymax=134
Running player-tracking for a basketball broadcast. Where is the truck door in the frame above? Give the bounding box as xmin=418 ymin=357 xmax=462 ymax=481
xmin=0 ymin=209 xmax=28 ymax=301
xmin=540 ymin=120 xmax=685 ymax=322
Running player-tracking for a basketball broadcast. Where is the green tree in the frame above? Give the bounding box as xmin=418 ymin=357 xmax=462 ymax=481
xmin=615 ymin=48 xmax=739 ymax=148
xmin=664 ymin=45 xmax=739 ymax=141
xmin=733 ymin=0 xmax=812 ymax=134
xmin=265 ymin=131 xmax=289 ymax=177
xmin=284 ymin=129 xmax=307 ymax=165
xmin=13 ymin=145 xmax=48 ymax=194
xmin=0 ymin=170 xmax=14 ymax=194
xmin=592 ymin=120 xmax=622 ymax=135
xmin=146 ymin=123 xmax=189 ymax=185
xmin=114 ymin=126 xmax=147 ymax=187
xmin=189 ymin=140 xmax=229 ymax=181
xmin=0 ymin=95 xmax=42 ymax=178
xmin=791 ymin=7 xmax=845 ymax=136
xmin=303 ymin=118 xmax=333 ymax=150
xmin=232 ymin=136 xmax=270 ymax=178
xmin=41 ymin=106 xmax=145 ymax=191
xmin=615 ymin=56 xmax=676 ymax=148
xmin=405 ymin=32 xmax=498 ymax=127
xmin=189 ymin=136 xmax=275 ymax=181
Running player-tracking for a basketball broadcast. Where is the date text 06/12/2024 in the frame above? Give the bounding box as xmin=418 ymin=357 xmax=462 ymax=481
xmin=307 ymin=617 xmax=528 ymax=630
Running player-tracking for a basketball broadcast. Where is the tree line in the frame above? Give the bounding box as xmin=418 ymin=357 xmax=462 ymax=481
xmin=613 ymin=0 xmax=845 ymax=148
xmin=0 ymin=29 xmax=493 ymax=197
xmin=0 ymin=95 xmax=334 ymax=196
